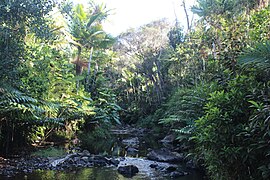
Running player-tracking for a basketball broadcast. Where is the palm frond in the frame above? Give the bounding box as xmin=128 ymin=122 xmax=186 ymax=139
xmin=238 ymin=41 xmax=270 ymax=69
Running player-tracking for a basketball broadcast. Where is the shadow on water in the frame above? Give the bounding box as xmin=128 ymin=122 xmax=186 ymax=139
xmin=0 ymin=167 xmax=203 ymax=180
xmin=85 ymin=132 xmax=163 ymax=157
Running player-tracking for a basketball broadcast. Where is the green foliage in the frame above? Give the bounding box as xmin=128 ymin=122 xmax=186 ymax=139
xmin=92 ymin=89 xmax=121 ymax=125
xmin=192 ymin=0 xmax=264 ymax=17
xmin=238 ymin=41 xmax=270 ymax=69
xmin=0 ymin=0 xmax=119 ymax=156
xmin=249 ymin=6 xmax=270 ymax=42
xmin=193 ymin=73 xmax=269 ymax=179
xmin=168 ymin=25 xmax=185 ymax=49
xmin=0 ymin=85 xmax=42 ymax=116
xmin=32 ymin=147 xmax=66 ymax=157
xmin=0 ymin=84 xmax=57 ymax=154
xmin=65 ymin=2 xmax=113 ymax=49
xmin=114 ymin=19 xmax=172 ymax=122
xmin=243 ymin=101 xmax=270 ymax=179
xmin=0 ymin=0 xmax=55 ymax=85
xmin=158 ymin=83 xmax=218 ymax=142
xmin=79 ymin=122 xmax=112 ymax=154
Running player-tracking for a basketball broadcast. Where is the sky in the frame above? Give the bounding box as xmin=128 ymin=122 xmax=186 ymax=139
xmin=77 ymin=0 xmax=197 ymax=36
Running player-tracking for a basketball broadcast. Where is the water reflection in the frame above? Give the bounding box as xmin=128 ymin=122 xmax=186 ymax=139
xmin=84 ymin=133 xmax=162 ymax=158
xmin=0 ymin=132 xmax=204 ymax=180
xmin=0 ymin=167 xmax=202 ymax=180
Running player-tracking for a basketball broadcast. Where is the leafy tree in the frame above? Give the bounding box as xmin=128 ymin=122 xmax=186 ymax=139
xmin=0 ymin=0 xmax=57 ymax=155
xmin=113 ymin=19 xmax=173 ymax=122
xmin=0 ymin=0 xmax=55 ymax=85
xmin=147 ymin=2 xmax=270 ymax=179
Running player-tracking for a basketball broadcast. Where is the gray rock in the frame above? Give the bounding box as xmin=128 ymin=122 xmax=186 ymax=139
xmin=130 ymin=128 xmax=147 ymax=137
xmin=92 ymin=156 xmax=108 ymax=167
xmin=81 ymin=156 xmax=89 ymax=162
xmin=82 ymin=150 xmax=91 ymax=156
xmin=117 ymin=165 xmax=139 ymax=178
xmin=186 ymin=159 xmax=197 ymax=169
xmin=147 ymin=148 xmax=184 ymax=162
xmin=170 ymin=171 xmax=189 ymax=178
xmin=109 ymin=159 xmax=120 ymax=166
xmin=122 ymin=137 xmax=139 ymax=147
xmin=126 ymin=147 xmax=139 ymax=156
xmin=149 ymin=163 xmax=158 ymax=168
xmin=160 ymin=134 xmax=176 ymax=143
xmin=166 ymin=166 xmax=177 ymax=173
xmin=73 ymin=156 xmax=80 ymax=163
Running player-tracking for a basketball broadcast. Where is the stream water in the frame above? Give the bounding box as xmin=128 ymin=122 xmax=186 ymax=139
xmin=0 ymin=128 xmax=204 ymax=180
xmin=0 ymin=167 xmax=202 ymax=180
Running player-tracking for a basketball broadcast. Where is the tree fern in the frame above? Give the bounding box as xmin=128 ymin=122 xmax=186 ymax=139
xmin=157 ymin=83 xmax=219 ymax=143
xmin=0 ymin=85 xmax=43 ymax=116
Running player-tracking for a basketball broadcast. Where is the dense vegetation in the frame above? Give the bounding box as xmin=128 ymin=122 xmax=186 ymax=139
xmin=0 ymin=0 xmax=269 ymax=179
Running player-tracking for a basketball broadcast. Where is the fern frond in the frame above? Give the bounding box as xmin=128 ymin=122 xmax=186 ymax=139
xmin=174 ymin=124 xmax=194 ymax=135
xmin=159 ymin=115 xmax=181 ymax=124
xmin=238 ymin=41 xmax=270 ymax=69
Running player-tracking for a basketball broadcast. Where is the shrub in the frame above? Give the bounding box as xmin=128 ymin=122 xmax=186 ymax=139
xmin=158 ymin=82 xmax=218 ymax=144
xmin=194 ymin=74 xmax=269 ymax=179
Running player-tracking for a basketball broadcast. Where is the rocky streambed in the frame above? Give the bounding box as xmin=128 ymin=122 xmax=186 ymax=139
xmin=0 ymin=127 xmax=204 ymax=179
xmin=0 ymin=150 xmax=198 ymax=179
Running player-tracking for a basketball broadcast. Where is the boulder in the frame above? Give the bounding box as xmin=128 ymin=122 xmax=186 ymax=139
xmin=50 ymin=153 xmax=77 ymax=167
xmin=186 ymin=159 xmax=197 ymax=169
xmin=170 ymin=171 xmax=189 ymax=178
xmin=122 ymin=137 xmax=139 ymax=147
xmin=147 ymin=148 xmax=184 ymax=162
xmin=165 ymin=166 xmax=177 ymax=173
xmin=109 ymin=158 xmax=120 ymax=166
xmin=82 ymin=150 xmax=90 ymax=156
xmin=126 ymin=147 xmax=139 ymax=156
xmin=81 ymin=156 xmax=89 ymax=162
xmin=160 ymin=134 xmax=176 ymax=143
xmin=92 ymin=156 xmax=109 ymax=167
xmin=130 ymin=128 xmax=147 ymax=137
xmin=149 ymin=163 xmax=158 ymax=168
xmin=117 ymin=165 xmax=139 ymax=178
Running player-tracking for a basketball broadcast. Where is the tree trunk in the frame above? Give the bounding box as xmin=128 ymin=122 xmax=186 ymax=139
xmin=86 ymin=47 xmax=93 ymax=92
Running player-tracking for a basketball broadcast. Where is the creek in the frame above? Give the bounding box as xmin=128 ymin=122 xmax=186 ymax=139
xmin=0 ymin=127 xmax=204 ymax=180
xmin=1 ymin=167 xmax=202 ymax=180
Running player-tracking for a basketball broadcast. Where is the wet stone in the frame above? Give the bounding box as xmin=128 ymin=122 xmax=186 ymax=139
xmin=186 ymin=159 xmax=197 ymax=169
xmin=82 ymin=150 xmax=90 ymax=156
xmin=122 ymin=137 xmax=139 ymax=147
xmin=170 ymin=171 xmax=189 ymax=178
xmin=117 ymin=165 xmax=139 ymax=178
xmin=160 ymin=134 xmax=176 ymax=143
xmin=109 ymin=159 xmax=120 ymax=166
xmin=73 ymin=157 xmax=80 ymax=163
xmin=81 ymin=156 xmax=89 ymax=162
xmin=147 ymin=148 xmax=184 ymax=162
xmin=126 ymin=147 xmax=139 ymax=156
xmin=166 ymin=166 xmax=177 ymax=173
xmin=149 ymin=163 xmax=158 ymax=168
